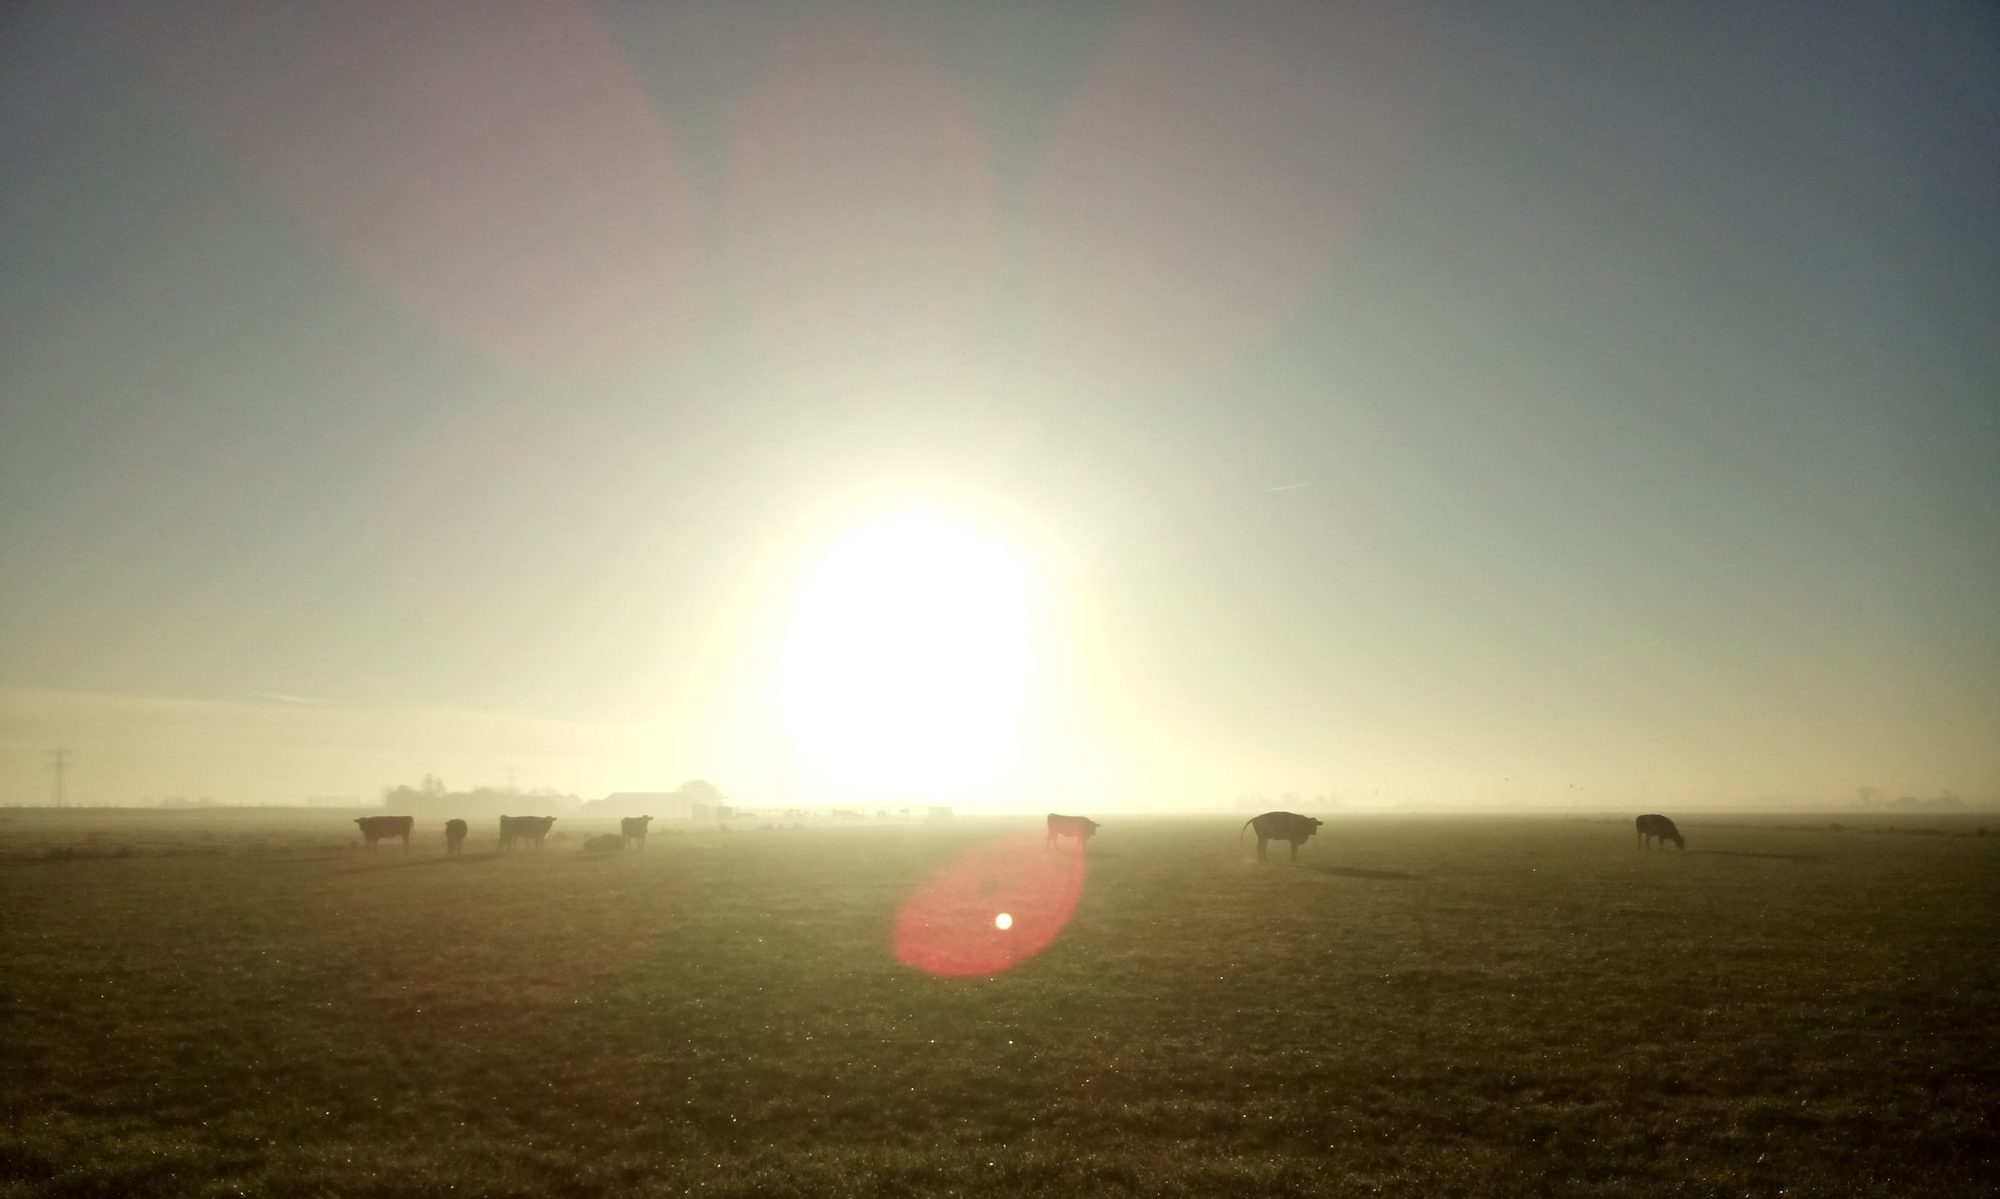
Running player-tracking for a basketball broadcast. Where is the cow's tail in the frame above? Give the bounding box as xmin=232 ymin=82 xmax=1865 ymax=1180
xmin=1239 ymin=818 xmax=1256 ymax=844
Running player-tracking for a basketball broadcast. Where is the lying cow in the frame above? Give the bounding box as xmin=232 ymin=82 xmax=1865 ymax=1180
xmin=498 ymin=814 xmax=557 ymax=853
xmin=1046 ymin=813 xmax=1100 ymax=849
xmin=1240 ymin=811 xmax=1323 ymax=863
xmin=620 ymin=815 xmax=653 ymax=849
xmin=582 ymin=834 xmax=623 ymax=853
xmin=1635 ymin=813 xmax=1685 ymax=850
xmin=444 ymin=818 xmax=468 ymax=856
xmin=354 ymin=815 xmax=414 ymax=852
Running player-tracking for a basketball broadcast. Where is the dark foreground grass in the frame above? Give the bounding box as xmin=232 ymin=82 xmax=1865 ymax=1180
xmin=2 ymin=812 xmax=1995 ymax=1197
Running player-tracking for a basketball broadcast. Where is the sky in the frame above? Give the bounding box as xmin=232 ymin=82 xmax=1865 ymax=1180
xmin=3 ymin=2 xmax=1996 ymax=811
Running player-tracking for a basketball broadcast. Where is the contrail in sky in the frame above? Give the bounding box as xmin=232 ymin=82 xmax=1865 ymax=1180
xmin=248 ymin=691 xmax=329 ymax=706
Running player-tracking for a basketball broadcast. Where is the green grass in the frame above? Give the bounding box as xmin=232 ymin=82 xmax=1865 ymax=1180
xmin=2 ymin=811 xmax=1995 ymax=1197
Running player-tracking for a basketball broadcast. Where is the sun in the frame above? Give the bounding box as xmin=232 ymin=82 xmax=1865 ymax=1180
xmin=772 ymin=503 xmax=1039 ymax=804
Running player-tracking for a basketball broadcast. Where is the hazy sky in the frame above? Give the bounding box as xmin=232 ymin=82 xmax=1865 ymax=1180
xmin=4 ymin=2 xmax=1996 ymax=810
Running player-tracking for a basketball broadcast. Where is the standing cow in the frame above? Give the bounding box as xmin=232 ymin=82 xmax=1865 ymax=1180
xmin=354 ymin=815 xmax=414 ymax=852
xmin=444 ymin=819 xmax=468 ymax=856
xmin=620 ymin=815 xmax=653 ymax=849
xmin=1635 ymin=814 xmax=1685 ymax=850
xmin=1240 ymin=811 xmax=1323 ymax=862
xmin=1046 ymin=813 xmax=1100 ymax=849
xmin=498 ymin=815 xmax=557 ymax=853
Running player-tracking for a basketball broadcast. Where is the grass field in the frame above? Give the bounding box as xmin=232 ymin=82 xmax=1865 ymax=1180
xmin=2 ymin=810 xmax=1995 ymax=1197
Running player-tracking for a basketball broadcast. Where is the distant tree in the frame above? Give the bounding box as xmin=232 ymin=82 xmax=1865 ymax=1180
xmin=380 ymin=784 xmax=423 ymax=808
xmin=379 ymin=780 xmax=581 ymax=816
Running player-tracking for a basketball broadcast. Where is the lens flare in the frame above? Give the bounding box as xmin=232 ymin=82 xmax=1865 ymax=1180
xmin=894 ymin=834 xmax=1083 ymax=977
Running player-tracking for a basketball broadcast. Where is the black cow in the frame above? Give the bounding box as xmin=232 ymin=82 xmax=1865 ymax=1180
xmin=355 ymin=815 xmax=414 ymax=852
xmin=1635 ymin=814 xmax=1684 ymax=850
xmin=1046 ymin=813 xmax=1101 ymax=849
xmin=444 ymin=818 xmax=468 ymax=855
xmin=1240 ymin=811 xmax=1323 ymax=862
xmin=620 ymin=815 xmax=653 ymax=849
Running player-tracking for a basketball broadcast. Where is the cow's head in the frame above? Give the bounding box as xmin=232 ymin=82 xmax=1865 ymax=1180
xmin=1668 ymin=832 xmax=1685 ymax=849
xmin=1083 ymin=818 xmax=1101 ymax=839
xmin=1305 ymin=817 xmax=1324 ymax=836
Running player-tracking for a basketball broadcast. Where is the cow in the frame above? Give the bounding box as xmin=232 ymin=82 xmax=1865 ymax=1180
xmin=1240 ymin=811 xmax=1323 ymax=862
xmin=1636 ymin=814 xmax=1684 ymax=850
xmin=498 ymin=815 xmax=557 ymax=852
xmin=444 ymin=818 xmax=468 ymax=856
xmin=1046 ymin=813 xmax=1101 ymax=849
xmin=354 ymin=815 xmax=414 ymax=852
xmin=581 ymin=834 xmax=623 ymax=853
xmin=620 ymin=815 xmax=653 ymax=849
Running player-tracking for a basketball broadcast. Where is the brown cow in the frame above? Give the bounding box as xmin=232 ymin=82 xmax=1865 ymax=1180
xmin=355 ymin=815 xmax=414 ymax=852
xmin=1046 ymin=813 xmax=1100 ymax=849
xmin=1635 ymin=814 xmax=1684 ymax=850
xmin=498 ymin=815 xmax=557 ymax=852
xmin=444 ymin=818 xmax=468 ymax=855
xmin=1240 ymin=811 xmax=1323 ymax=862
xmin=620 ymin=815 xmax=653 ymax=849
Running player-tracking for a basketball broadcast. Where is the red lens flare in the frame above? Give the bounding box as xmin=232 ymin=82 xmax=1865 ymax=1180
xmin=724 ymin=9 xmax=999 ymax=384
xmin=146 ymin=1 xmax=699 ymax=377
xmin=894 ymin=833 xmax=1086 ymax=978
xmin=1023 ymin=2 xmax=1403 ymax=395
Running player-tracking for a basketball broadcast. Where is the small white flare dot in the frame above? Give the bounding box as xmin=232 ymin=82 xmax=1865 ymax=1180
xmin=994 ymin=912 xmax=1013 ymax=930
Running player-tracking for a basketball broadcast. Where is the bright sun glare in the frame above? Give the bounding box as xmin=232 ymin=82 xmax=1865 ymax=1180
xmin=773 ymin=505 xmax=1038 ymax=804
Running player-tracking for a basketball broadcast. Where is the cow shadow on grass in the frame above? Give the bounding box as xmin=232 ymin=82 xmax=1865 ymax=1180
xmin=1688 ymin=849 xmax=1816 ymax=861
xmin=1305 ymin=863 xmax=1425 ymax=881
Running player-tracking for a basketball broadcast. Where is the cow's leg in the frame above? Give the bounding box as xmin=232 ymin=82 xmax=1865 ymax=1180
xmin=1256 ymin=834 xmax=1269 ymax=862
xmin=1290 ymin=839 xmax=1300 ymax=862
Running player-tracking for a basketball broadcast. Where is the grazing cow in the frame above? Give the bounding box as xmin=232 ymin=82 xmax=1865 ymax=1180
xmin=444 ymin=819 xmax=468 ymax=856
xmin=1240 ymin=811 xmax=1323 ymax=862
xmin=620 ymin=815 xmax=653 ymax=849
xmin=1046 ymin=813 xmax=1101 ymax=849
xmin=1636 ymin=814 xmax=1685 ymax=850
xmin=354 ymin=815 xmax=414 ymax=852
xmin=498 ymin=814 xmax=558 ymax=852
xmin=582 ymin=834 xmax=623 ymax=853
